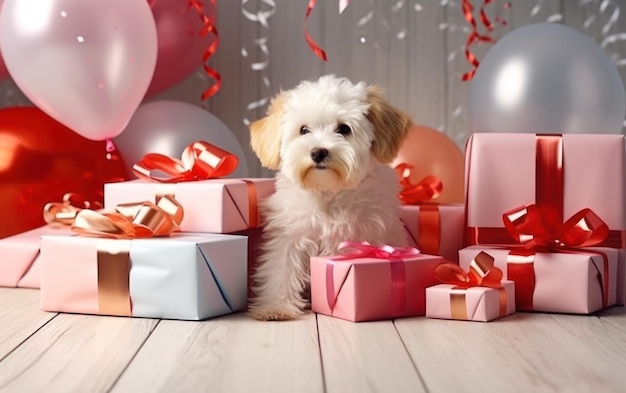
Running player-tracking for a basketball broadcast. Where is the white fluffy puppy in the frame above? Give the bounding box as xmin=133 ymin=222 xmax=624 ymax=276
xmin=248 ymin=75 xmax=412 ymax=321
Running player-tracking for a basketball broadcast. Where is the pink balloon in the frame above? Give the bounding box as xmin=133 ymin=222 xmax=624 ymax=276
xmin=0 ymin=0 xmax=158 ymax=141
xmin=146 ymin=0 xmax=215 ymax=98
xmin=0 ymin=0 xmax=9 ymax=80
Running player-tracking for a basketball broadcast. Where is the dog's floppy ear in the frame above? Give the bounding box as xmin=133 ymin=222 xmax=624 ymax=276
xmin=366 ymin=86 xmax=412 ymax=164
xmin=249 ymin=92 xmax=286 ymax=170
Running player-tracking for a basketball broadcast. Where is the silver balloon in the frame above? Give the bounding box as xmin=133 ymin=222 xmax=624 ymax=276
xmin=469 ymin=23 xmax=626 ymax=134
xmin=114 ymin=101 xmax=249 ymax=178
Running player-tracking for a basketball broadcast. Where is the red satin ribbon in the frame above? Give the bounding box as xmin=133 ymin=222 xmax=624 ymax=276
xmin=468 ymin=135 xmax=613 ymax=310
xmin=43 ymin=192 xmax=103 ymax=225
xmin=304 ymin=0 xmax=328 ymax=61
xmin=188 ymin=0 xmax=221 ymax=100
xmin=133 ymin=141 xmax=238 ymax=183
xmin=395 ymin=163 xmax=443 ymax=205
xmin=325 ymin=242 xmax=420 ymax=317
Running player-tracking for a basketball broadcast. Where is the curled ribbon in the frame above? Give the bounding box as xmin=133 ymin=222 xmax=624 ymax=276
xmin=43 ymin=193 xmax=103 ymax=226
xmin=395 ymin=163 xmax=443 ymax=205
xmin=435 ymin=252 xmax=503 ymax=289
xmin=71 ymin=195 xmax=184 ymax=239
xmin=188 ymin=0 xmax=221 ymax=101
xmin=502 ymin=204 xmax=609 ymax=251
xmin=435 ymin=252 xmax=508 ymax=319
xmin=133 ymin=141 xmax=238 ymax=183
xmin=305 ymin=0 xmax=328 ymax=61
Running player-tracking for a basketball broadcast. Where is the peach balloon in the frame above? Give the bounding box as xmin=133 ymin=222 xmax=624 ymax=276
xmin=391 ymin=125 xmax=465 ymax=204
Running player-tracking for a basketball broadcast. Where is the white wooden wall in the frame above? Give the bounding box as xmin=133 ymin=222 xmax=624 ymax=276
xmin=1 ymin=0 xmax=625 ymax=178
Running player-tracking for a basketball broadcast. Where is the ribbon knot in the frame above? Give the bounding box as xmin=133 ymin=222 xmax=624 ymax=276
xmin=335 ymin=241 xmax=421 ymax=260
xmin=43 ymin=192 xmax=103 ymax=226
xmin=71 ymin=195 xmax=184 ymax=239
xmin=502 ymin=204 xmax=609 ymax=251
xmin=435 ymin=252 xmax=503 ymax=289
xmin=394 ymin=163 xmax=443 ymax=205
xmin=133 ymin=141 xmax=238 ymax=183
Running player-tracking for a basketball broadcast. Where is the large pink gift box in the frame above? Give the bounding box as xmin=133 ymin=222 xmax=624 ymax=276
xmin=104 ymin=178 xmax=274 ymax=233
xmin=0 ymin=225 xmax=72 ymax=288
xmin=426 ymin=281 xmax=515 ymax=322
xmin=399 ymin=204 xmax=464 ymax=263
xmin=459 ymin=246 xmax=618 ymax=314
xmin=464 ymin=133 xmax=626 ymax=304
xmin=311 ymin=251 xmax=443 ymax=322
xmin=40 ymin=233 xmax=248 ymax=320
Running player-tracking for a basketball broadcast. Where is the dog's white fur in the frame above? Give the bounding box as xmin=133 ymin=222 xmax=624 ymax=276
xmin=248 ymin=75 xmax=412 ymax=321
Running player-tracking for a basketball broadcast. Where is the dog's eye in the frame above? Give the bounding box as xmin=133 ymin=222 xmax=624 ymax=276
xmin=300 ymin=126 xmax=310 ymax=135
xmin=336 ymin=123 xmax=352 ymax=136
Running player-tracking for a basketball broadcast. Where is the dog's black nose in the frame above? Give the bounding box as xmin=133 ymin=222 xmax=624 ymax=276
xmin=310 ymin=147 xmax=329 ymax=164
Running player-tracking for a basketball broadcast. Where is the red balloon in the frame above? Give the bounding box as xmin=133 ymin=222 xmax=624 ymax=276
xmin=0 ymin=107 xmax=130 ymax=238
xmin=145 ymin=0 xmax=215 ymax=98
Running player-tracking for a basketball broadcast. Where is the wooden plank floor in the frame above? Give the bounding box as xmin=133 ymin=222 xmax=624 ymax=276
xmin=1 ymin=288 xmax=626 ymax=393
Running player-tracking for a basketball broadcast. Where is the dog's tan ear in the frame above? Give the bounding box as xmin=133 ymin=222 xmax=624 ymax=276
xmin=366 ymin=86 xmax=412 ymax=164
xmin=249 ymin=93 xmax=286 ymax=170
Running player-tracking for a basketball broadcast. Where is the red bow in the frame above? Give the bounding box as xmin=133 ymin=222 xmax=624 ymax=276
xmin=502 ymin=204 xmax=609 ymax=251
xmin=435 ymin=252 xmax=503 ymax=289
xmin=133 ymin=141 xmax=238 ymax=183
xmin=395 ymin=163 xmax=443 ymax=205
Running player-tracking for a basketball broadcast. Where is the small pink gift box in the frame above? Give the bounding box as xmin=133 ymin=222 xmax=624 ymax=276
xmin=464 ymin=133 xmax=626 ymax=305
xmin=425 ymin=255 xmax=515 ymax=322
xmin=426 ymin=282 xmax=515 ymax=322
xmin=459 ymin=245 xmax=618 ymax=314
xmin=0 ymin=225 xmax=72 ymax=288
xmin=311 ymin=242 xmax=443 ymax=322
xmin=104 ymin=178 xmax=274 ymax=233
xmin=399 ymin=204 xmax=464 ymax=263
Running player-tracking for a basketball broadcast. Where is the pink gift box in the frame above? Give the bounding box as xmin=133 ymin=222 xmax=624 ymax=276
xmin=104 ymin=178 xmax=274 ymax=233
xmin=399 ymin=204 xmax=464 ymax=263
xmin=426 ymin=281 xmax=515 ymax=322
xmin=0 ymin=225 xmax=72 ymax=288
xmin=311 ymin=252 xmax=443 ymax=322
xmin=464 ymin=133 xmax=626 ymax=305
xmin=459 ymin=245 xmax=618 ymax=314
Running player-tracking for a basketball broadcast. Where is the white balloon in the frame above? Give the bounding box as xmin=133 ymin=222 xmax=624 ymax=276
xmin=469 ymin=23 xmax=626 ymax=134
xmin=115 ymin=101 xmax=249 ymax=178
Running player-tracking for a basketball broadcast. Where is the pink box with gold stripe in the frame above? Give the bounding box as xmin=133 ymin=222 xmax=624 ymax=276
xmin=104 ymin=178 xmax=274 ymax=234
xmin=426 ymin=281 xmax=515 ymax=322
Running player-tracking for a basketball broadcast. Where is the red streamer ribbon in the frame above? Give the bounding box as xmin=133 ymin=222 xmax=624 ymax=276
xmin=43 ymin=193 xmax=103 ymax=226
xmin=133 ymin=141 xmax=238 ymax=183
xmin=325 ymin=241 xmax=420 ymax=317
xmin=304 ymin=0 xmax=328 ymax=61
xmin=461 ymin=0 xmax=509 ymax=81
xmin=188 ymin=0 xmax=221 ymax=100
xmin=395 ymin=163 xmax=443 ymax=205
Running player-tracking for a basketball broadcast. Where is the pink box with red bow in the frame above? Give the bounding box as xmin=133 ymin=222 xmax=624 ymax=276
xmin=310 ymin=244 xmax=443 ymax=322
xmin=0 ymin=225 xmax=72 ymax=288
xmin=464 ymin=133 xmax=626 ymax=307
xmin=399 ymin=204 xmax=464 ymax=263
xmin=104 ymin=178 xmax=275 ymax=234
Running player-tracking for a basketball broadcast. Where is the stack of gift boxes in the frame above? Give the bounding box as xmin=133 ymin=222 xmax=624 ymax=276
xmin=0 ymin=141 xmax=275 ymax=321
xmin=1 ymin=133 xmax=624 ymax=323
xmin=311 ymin=133 xmax=625 ymax=323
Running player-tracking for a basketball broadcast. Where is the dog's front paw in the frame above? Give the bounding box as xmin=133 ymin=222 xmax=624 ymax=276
xmin=248 ymin=303 xmax=304 ymax=321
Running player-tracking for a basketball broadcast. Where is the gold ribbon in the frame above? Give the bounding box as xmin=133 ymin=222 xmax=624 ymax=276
xmin=72 ymin=195 xmax=184 ymax=239
xmin=97 ymin=240 xmax=132 ymax=316
xmin=43 ymin=192 xmax=103 ymax=225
